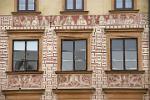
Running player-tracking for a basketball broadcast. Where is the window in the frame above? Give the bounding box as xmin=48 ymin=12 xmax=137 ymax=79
xmin=18 ymin=0 xmax=35 ymax=11
xmin=115 ymin=0 xmax=134 ymax=10
xmin=13 ymin=40 xmax=39 ymax=71
xmin=111 ymin=39 xmax=137 ymax=70
xmin=55 ymin=29 xmax=92 ymax=72
xmin=65 ymin=0 xmax=84 ymax=11
xmin=105 ymin=28 xmax=143 ymax=72
xmin=61 ymin=40 xmax=87 ymax=71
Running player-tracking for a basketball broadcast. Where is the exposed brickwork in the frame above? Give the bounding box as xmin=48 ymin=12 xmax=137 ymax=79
xmin=0 ymin=30 xmax=8 ymax=100
xmin=0 ymin=13 xmax=149 ymax=100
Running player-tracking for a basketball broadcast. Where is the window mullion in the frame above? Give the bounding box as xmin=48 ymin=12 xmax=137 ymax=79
xmin=13 ymin=41 xmax=15 ymax=71
xmin=26 ymin=0 xmax=28 ymax=10
xmin=132 ymin=0 xmax=134 ymax=9
xmin=73 ymin=41 xmax=75 ymax=71
xmin=25 ymin=41 xmax=27 ymax=71
xmin=33 ymin=0 xmax=35 ymax=11
xmin=82 ymin=0 xmax=84 ymax=10
xmin=123 ymin=0 xmax=125 ymax=9
xmin=18 ymin=0 xmax=19 ymax=11
xmin=74 ymin=0 xmax=76 ymax=10
xmin=123 ymin=39 xmax=126 ymax=70
xmin=37 ymin=41 xmax=39 ymax=70
xmin=136 ymin=39 xmax=138 ymax=69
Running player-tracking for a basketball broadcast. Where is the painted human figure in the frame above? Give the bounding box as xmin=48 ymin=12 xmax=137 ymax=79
xmin=77 ymin=15 xmax=87 ymax=25
xmin=99 ymin=16 xmax=105 ymax=25
xmin=22 ymin=16 xmax=31 ymax=27
xmin=41 ymin=16 xmax=49 ymax=26
xmin=64 ymin=16 xmax=74 ymax=25
xmin=32 ymin=16 xmax=39 ymax=27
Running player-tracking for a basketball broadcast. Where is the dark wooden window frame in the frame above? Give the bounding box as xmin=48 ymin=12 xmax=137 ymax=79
xmin=114 ymin=0 xmax=134 ymax=10
xmin=17 ymin=0 xmax=36 ymax=12
xmin=61 ymin=39 xmax=87 ymax=71
xmin=12 ymin=39 xmax=39 ymax=72
xmin=65 ymin=0 xmax=84 ymax=11
xmin=110 ymin=38 xmax=138 ymax=70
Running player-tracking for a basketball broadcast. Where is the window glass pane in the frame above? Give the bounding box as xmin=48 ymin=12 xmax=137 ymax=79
xmin=62 ymin=41 xmax=73 ymax=71
xmin=13 ymin=41 xmax=25 ymax=71
xmin=112 ymin=51 xmax=124 ymax=70
xmin=75 ymin=40 xmax=86 ymax=70
xmin=116 ymin=0 xmax=123 ymax=8
xmin=76 ymin=0 xmax=83 ymax=9
xmin=26 ymin=41 xmax=38 ymax=70
xmin=125 ymin=0 xmax=133 ymax=8
xmin=125 ymin=51 xmax=137 ymax=70
xmin=19 ymin=0 xmax=26 ymax=10
xmin=125 ymin=39 xmax=136 ymax=50
xmin=66 ymin=0 xmax=73 ymax=9
xmin=111 ymin=39 xmax=123 ymax=50
xmin=28 ymin=0 xmax=35 ymax=10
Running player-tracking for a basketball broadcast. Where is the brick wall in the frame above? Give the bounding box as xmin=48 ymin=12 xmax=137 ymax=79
xmin=0 ymin=13 xmax=149 ymax=100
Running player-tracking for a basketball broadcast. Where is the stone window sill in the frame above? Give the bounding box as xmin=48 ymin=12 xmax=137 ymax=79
xmin=52 ymin=88 xmax=95 ymax=94
xmin=55 ymin=71 xmax=93 ymax=74
xmin=109 ymin=9 xmax=139 ymax=13
xmin=11 ymin=11 xmax=41 ymax=15
xmin=6 ymin=71 xmax=44 ymax=75
xmin=102 ymin=88 xmax=148 ymax=93
xmin=60 ymin=11 xmax=89 ymax=15
xmin=105 ymin=70 xmax=145 ymax=74
xmin=2 ymin=89 xmax=45 ymax=95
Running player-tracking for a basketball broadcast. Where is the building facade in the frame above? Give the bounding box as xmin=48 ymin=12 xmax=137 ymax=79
xmin=0 ymin=0 xmax=149 ymax=100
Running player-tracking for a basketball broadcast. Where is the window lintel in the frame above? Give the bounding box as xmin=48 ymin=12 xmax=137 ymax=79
xmin=105 ymin=28 xmax=144 ymax=33
xmin=55 ymin=29 xmax=93 ymax=34
xmin=104 ymin=70 xmax=145 ymax=74
xmin=7 ymin=29 xmax=45 ymax=34
xmin=5 ymin=71 xmax=44 ymax=75
xmin=102 ymin=88 xmax=148 ymax=94
xmin=52 ymin=88 xmax=95 ymax=94
xmin=2 ymin=89 xmax=45 ymax=95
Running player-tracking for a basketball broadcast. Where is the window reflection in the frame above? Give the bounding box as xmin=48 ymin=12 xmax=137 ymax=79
xmin=13 ymin=40 xmax=38 ymax=71
xmin=18 ymin=0 xmax=35 ymax=11
xmin=66 ymin=0 xmax=74 ymax=9
xmin=62 ymin=40 xmax=87 ymax=71
xmin=62 ymin=41 xmax=74 ymax=71
xmin=116 ymin=0 xmax=123 ymax=8
xmin=75 ymin=40 xmax=86 ymax=70
xmin=28 ymin=0 xmax=35 ymax=10
xmin=66 ymin=0 xmax=83 ymax=10
xmin=76 ymin=0 xmax=83 ymax=9
xmin=111 ymin=39 xmax=137 ymax=70
xmin=115 ymin=0 xmax=133 ymax=9
xmin=19 ymin=0 xmax=26 ymax=10
xmin=125 ymin=0 xmax=132 ymax=8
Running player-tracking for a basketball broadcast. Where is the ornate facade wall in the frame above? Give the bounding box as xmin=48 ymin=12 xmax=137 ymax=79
xmin=0 ymin=13 xmax=149 ymax=100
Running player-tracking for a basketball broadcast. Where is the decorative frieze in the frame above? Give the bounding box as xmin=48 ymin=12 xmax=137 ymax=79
xmin=0 ymin=13 xmax=148 ymax=29
xmin=106 ymin=74 xmax=144 ymax=88
xmin=57 ymin=74 xmax=92 ymax=88
xmin=7 ymin=74 xmax=43 ymax=89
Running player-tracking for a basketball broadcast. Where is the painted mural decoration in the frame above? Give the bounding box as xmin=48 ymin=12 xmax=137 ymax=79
xmin=57 ymin=74 xmax=92 ymax=88
xmin=107 ymin=74 xmax=143 ymax=87
xmin=7 ymin=74 xmax=42 ymax=89
xmin=0 ymin=13 xmax=148 ymax=89
xmin=0 ymin=13 xmax=148 ymax=28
